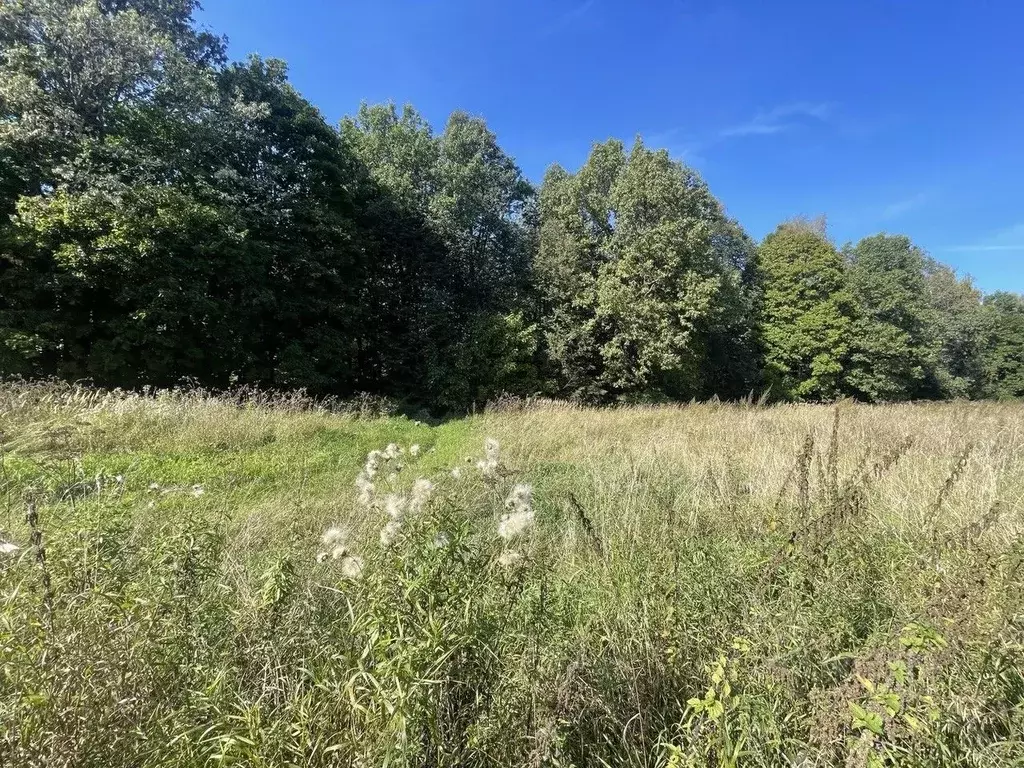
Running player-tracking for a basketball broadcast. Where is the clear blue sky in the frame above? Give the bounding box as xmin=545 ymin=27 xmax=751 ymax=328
xmin=197 ymin=0 xmax=1024 ymax=294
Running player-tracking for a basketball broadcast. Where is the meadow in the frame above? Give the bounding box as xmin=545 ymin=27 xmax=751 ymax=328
xmin=1 ymin=381 xmax=1022 ymax=767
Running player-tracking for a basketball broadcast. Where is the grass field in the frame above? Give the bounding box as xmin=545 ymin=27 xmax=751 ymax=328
xmin=1 ymin=382 xmax=1022 ymax=767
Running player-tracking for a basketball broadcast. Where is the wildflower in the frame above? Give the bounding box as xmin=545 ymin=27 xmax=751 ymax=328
xmin=433 ymin=532 xmax=450 ymax=549
xmin=380 ymin=519 xmax=402 ymax=548
xmin=0 ymin=541 xmax=20 ymax=556
xmin=498 ymin=550 xmax=523 ymax=568
xmin=410 ymin=444 xmax=421 ymax=457
xmin=451 ymin=467 xmax=462 ymax=480
xmin=340 ymin=555 xmax=364 ymax=579
xmin=409 ymin=478 xmax=434 ymax=513
xmin=192 ymin=484 xmax=205 ymax=497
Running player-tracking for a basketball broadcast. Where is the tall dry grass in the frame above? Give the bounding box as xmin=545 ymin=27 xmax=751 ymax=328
xmin=0 ymin=382 xmax=1021 ymax=767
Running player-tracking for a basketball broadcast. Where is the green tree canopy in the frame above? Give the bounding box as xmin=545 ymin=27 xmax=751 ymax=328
xmin=538 ymin=138 xmax=757 ymax=402
xmin=757 ymin=218 xmax=854 ymax=401
xmin=981 ymin=292 xmax=1024 ymax=399
xmin=843 ymin=233 xmax=934 ymax=401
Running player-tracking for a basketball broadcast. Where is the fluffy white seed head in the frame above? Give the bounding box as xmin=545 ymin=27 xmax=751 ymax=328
xmin=433 ymin=532 xmax=450 ymax=549
xmin=498 ymin=508 xmax=535 ymax=540
xmin=384 ymin=493 xmax=407 ymax=521
xmin=355 ymin=472 xmax=375 ymax=506
xmin=409 ymin=478 xmax=434 ymax=513
xmin=380 ymin=519 xmax=402 ymax=548
xmin=321 ymin=526 xmax=348 ymax=549
xmin=409 ymin=444 xmax=421 ymax=457
xmin=498 ymin=550 xmax=524 ymax=567
xmin=504 ymin=483 xmax=532 ymax=512
xmin=340 ymin=555 xmax=364 ymax=579
xmin=364 ymin=450 xmax=384 ymax=479
xmin=451 ymin=467 xmax=462 ymax=480
xmin=0 ymin=541 xmax=20 ymax=556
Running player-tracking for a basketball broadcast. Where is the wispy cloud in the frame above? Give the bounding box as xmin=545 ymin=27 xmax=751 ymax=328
xmin=944 ymin=223 xmax=1024 ymax=253
xmin=720 ymin=102 xmax=833 ymax=138
xmin=540 ymin=0 xmax=598 ymax=36
xmin=880 ymin=190 xmax=932 ymax=220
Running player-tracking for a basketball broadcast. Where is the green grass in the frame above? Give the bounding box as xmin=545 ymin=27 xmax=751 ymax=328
xmin=1 ymin=382 xmax=1022 ymax=767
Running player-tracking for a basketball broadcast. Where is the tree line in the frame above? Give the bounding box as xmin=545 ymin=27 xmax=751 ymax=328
xmin=1 ymin=0 xmax=1021 ymax=410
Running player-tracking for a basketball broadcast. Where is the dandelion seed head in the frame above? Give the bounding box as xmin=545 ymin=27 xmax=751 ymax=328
xmin=148 ymin=482 xmax=160 ymax=491
xmin=192 ymin=484 xmax=205 ymax=497
xmin=409 ymin=444 xmax=421 ymax=457
xmin=330 ymin=545 xmax=349 ymax=560
xmin=383 ymin=443 xmax=402 ymax=460
xmin=433 ymin=532 xmax=450 ymax=549
xmin=451 ymin=467 xmax=462 ymax=480
xmin=476 ymin=458 xmax=498 ymax=480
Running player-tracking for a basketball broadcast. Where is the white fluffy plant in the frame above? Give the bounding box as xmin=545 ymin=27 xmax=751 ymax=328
xmin=317 ymin=437 xmax=540 ymax=592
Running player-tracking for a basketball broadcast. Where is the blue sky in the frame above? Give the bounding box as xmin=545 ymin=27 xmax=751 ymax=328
xmin=197 ymin=0 xmax=1024 ymax=293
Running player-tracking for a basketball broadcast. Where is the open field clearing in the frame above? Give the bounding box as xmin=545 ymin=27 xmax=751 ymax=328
xmin=1 ymin=383 xmax=1023 ymax=767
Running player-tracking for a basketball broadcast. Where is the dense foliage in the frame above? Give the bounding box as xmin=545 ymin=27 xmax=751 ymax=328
xmin=1 ymin=0 xmax=1021 ymax=407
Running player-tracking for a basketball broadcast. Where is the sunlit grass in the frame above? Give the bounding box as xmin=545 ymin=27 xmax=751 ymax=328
xmin=1 ymin=382 xmax=1022 ymax=767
